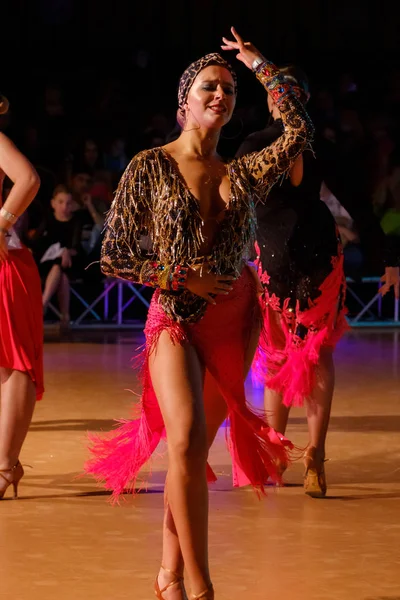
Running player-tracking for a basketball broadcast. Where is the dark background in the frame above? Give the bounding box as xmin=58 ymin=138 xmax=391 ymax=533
xmin=2 ymin=0 xmax=400 ymax=119
xmin=1 ymin=0 xmax=400 ymax=323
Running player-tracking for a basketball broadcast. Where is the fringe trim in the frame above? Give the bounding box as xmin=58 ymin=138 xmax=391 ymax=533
xmin=253 ymin=252 xmax=348 ymax=407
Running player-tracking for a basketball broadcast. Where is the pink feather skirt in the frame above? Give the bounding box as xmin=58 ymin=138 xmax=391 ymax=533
xmin=84 ymin=266 xmax=293 ymax=503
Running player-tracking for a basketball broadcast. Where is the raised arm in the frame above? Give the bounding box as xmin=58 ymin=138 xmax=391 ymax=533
xmin=222 ymin=28 xmax=313 ymax=190
xmin=101 ymin=152 xmax=188 ymax=291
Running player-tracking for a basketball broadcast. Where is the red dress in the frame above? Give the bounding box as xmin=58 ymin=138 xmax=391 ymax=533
xmin=0 ymin=242 xmax=44 ymax=400
xmin=83 ymin=61 xmax=314 ymax=502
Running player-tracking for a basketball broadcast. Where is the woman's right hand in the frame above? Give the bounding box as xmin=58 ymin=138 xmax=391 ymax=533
xmin=221 ymin=27 xmax=264 ymax=71
xmin=186 ymin=265 xmax=236 ymax=304
xmin=0 ymin=230 xmax=8 ymax=264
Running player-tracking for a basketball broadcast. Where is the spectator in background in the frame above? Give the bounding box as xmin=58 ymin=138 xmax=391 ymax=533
xmin=32 ymin=184 xmax=86 ymax=325
xmin=320 ymin=181 xmax=364 ymax=279
xmin=68 ymin=165 xmax=106 ymax=257
xmin=81 ymin=137 xmax=104 ymax=174
xmin=373 ymin=146 xmax=400 ymax=261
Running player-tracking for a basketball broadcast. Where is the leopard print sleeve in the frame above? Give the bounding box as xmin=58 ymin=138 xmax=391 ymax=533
xmin=100 ymin=151 xmax=188 ymax=291
xmin=234 ymin=61 xmax=314 ymax=197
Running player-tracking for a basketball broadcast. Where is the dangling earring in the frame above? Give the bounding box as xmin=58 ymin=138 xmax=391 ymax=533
xmin=178 ymin=107 xmax=186 ymax=130
xmin=182 ymin=105 xmax=200 ymax=132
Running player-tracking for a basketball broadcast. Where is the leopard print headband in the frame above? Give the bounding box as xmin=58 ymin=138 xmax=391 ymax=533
xmin=178 ymin=53 xmax=237 ymax=108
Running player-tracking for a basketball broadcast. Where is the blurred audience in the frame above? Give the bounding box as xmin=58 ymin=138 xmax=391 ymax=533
xmin=2 ymin=59 xmax=399 ymax=322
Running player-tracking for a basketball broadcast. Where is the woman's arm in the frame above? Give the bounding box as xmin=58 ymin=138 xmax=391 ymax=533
xmin=100 ymin=152 xmax=188 ymax=291
xmin=235 ymin=61 xmax=313 ymax=189
xmin=0 ymin=132 xmax=40 ymax=262
xmin=0 ymin=132 xmax=40 ymax=228
xmin=222 ymin=29 xmax=313 ymax=190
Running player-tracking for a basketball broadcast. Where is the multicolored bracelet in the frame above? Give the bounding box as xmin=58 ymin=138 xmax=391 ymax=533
xmin=139 ymin=260 xmax=188 ymax=291
xmin=256 ymin=62 xmax=292 ymax=106
xmin=169 ymin=265 xmax=189 ymax=291
xmin=267 ymin=78 xmax=292 ymax=105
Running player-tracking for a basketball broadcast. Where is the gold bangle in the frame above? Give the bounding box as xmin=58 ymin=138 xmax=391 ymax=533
xmin=158 ymin=265 xmax=171 ymax=290
xmin=0 ymin=207 xmax=18 ymax=224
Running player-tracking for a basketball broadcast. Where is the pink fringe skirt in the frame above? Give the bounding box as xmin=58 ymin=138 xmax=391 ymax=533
xmin=84 ymin=266 xmax=293 ymax=503
xmin=253 ymin=253 xmax=349 ymax=407
xmin=0 ymin=248 xmax=44 ymax=400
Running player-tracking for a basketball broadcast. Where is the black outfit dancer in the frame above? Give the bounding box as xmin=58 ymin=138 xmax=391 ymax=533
xmin=237 ymin=66 xmax=400 ymax=498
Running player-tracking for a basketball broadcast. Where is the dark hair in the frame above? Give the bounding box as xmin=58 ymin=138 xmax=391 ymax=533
xmin=0 ymin=94 xmax=10 ymax=115
xmin=52 ymin=183 xmax=73 ymax=198
xmin=280 ymin=65 xmax=310 ymax=103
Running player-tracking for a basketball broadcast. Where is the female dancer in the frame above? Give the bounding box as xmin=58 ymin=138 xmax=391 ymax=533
xmin=0 ymin=95 xmax=43 ymax=499
xmin=236 ymin=66 xmax=400 ymax=498
xmin=85 ymin=30 xmax=313 ymax=599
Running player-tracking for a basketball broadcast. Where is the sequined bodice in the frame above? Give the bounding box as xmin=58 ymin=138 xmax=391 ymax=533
xmin=101 ymin=62 xmax=314 ymax=323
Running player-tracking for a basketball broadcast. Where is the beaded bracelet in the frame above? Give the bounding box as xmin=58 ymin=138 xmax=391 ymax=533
xmin=267 ymin=78 xmax=292 ymax=105
xmin=139 ymin=260 xmax=188 ymax=291
xmin=170 ymin=265 xmax=189 ymax=291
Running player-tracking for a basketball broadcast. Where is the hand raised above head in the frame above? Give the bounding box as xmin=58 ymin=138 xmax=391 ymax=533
xmin=221 ymin=26 xmax=264 ymax=71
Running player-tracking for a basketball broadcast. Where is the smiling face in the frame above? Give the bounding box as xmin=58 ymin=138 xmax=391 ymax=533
xmin=184 ymin=65 xmax=236 ymax=130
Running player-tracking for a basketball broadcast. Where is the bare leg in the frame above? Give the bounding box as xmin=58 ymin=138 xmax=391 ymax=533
xmin=0 ymin=368 xmax=36 ymax=470
xmin=57 ymin=273 xmax=71 ymax=323
xmin=305 ymin=347 xmax=335 ymax=458
xmin=159 ymin=369 xmax=228 ymax=598
xmin=150 ymin=332 xmax=211 ymax=598
xmin=263 ymin=388 xmax=290 ymax=434
xmin=157 ymin=296 xmax=261 ymax=598
xmin=262 ymin=310 xmax=290 ymax=435
xmin=42 ymin=264 xmax=62 ymax=309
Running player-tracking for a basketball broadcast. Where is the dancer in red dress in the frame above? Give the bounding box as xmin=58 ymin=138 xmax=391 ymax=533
xmin=85 ymin=29 xmax=313 ymax=600
xmin=0 ymin=94 xmax=42 ymax=499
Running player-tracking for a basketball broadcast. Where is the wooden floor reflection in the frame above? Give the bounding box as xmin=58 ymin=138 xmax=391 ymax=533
xmin=1 ymin=329 xmax=400 ymax=600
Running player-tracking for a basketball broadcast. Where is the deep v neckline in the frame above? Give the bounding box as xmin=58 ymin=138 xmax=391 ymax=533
xmin=158 ymin=147 xmax=231 ymax=221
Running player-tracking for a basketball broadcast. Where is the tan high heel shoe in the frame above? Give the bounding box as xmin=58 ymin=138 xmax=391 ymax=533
xmin=191 ymin=585 xmax=214 ymax=599
xmin=0 ymin=460 xmax=24 ymax=499
xmin=303 ymin=446 xmax=327 ymax=498
xmin=154 ymin=566 xmax=184 ymax=599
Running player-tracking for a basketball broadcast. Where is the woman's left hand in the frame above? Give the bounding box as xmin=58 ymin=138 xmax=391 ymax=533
xmin=380 ymin=266 xmax=400 ymax=298
xmin=221 ymin=27 xmax=264 ymax=71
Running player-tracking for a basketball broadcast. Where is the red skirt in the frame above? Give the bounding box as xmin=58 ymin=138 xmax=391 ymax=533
xmin=85 ymin=266 xmax=293 ymax=503
xmin=0 ymin=248 xmax=44 ymax=400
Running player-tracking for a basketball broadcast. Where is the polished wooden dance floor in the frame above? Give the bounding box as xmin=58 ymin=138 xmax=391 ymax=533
xmin=1 ymin=329 xmax=400 ymax=600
